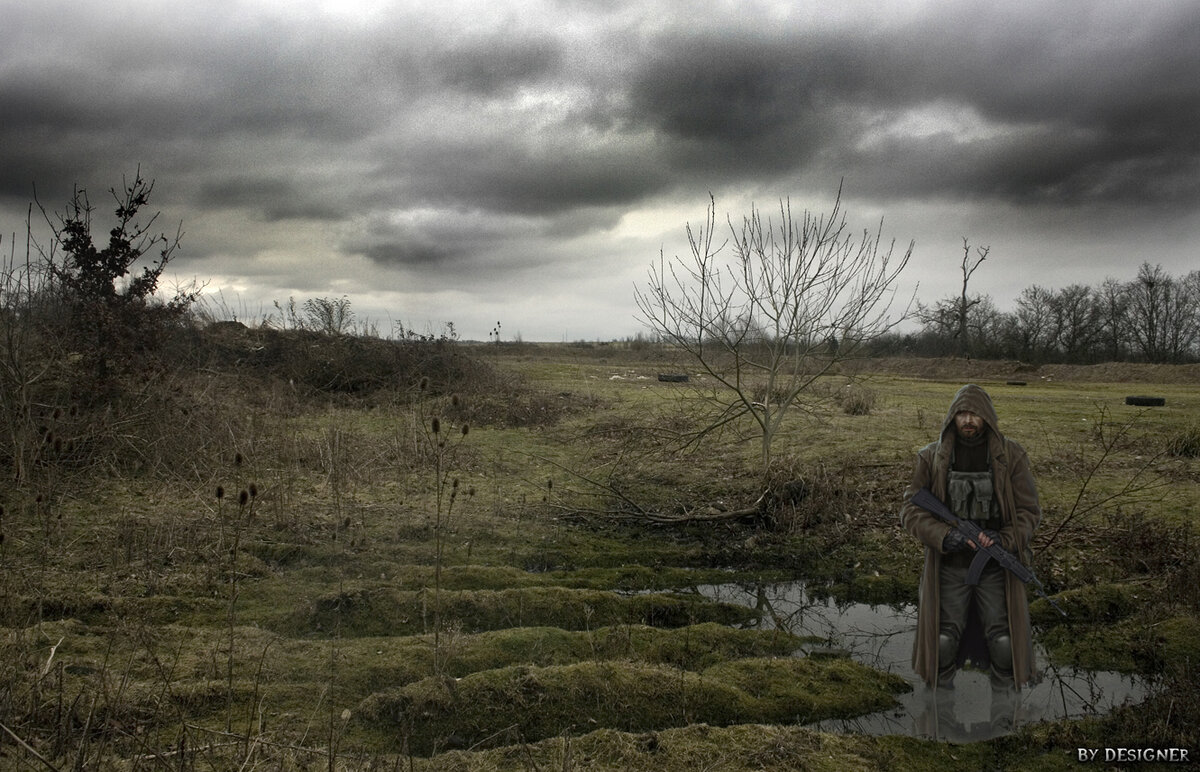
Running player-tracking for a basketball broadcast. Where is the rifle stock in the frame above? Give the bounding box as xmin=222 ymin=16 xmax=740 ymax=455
xmin=912 ymin=487 xmax=1067 ymax=617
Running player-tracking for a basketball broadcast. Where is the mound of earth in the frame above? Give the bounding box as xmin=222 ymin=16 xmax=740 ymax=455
xmin=853 ymin=357 xmax=1200 ymax=384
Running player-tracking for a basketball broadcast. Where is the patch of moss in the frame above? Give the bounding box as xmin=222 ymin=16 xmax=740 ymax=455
xmin=1039 ymin=581 xmax=1144 ymax=625
xmin=1133 ymin=615 xmax=1200 ymax=675
xmin=1037 ymin=582 xmax=1167 ymax=672
xmin=398 ymin=721 xmax=989 ymax=771
xmin=357 ymin=657 xmax=908 ymax=755
xmin=275 ymin=585 xmax=758 ymax=638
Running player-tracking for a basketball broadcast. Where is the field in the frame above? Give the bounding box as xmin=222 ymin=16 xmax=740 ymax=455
xmin=2 ymin=334 xmax=1198 ymax=770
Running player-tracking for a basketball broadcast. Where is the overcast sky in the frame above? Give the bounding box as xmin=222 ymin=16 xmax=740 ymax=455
xmin=3 ymin=0 xmax=1198 ymax=341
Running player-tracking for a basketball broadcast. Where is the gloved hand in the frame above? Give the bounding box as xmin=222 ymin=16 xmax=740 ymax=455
xmin=981 ymin=530 xmax=1005 ymax=551
xmin=942 ymin=529 xmax=969 ymax=553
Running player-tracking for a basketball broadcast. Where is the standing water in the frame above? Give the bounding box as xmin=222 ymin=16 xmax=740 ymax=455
xmin=695 ymin=581 xmax=1145 ymax=742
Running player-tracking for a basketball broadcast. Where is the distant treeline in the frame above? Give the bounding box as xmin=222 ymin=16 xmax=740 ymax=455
xmin=871 ymin=262 xmax=1200 ymax=365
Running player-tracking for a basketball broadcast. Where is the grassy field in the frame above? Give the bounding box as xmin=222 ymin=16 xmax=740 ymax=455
xmin=1 ymin=337 xmax=1197 ymax=770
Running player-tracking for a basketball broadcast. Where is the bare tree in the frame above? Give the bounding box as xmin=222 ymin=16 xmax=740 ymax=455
xmin=1050 ymin=284 xmax=1102 ymax=363
xmin=635 ymin=190 xmax=913 ymax=475
xmin=1160 ymin=269 xmax=1200 ymax=362
xmin=1096 ymin=277 xmax=1130 ymax=362
xmin=953 ymin=239 xmax=989 ymax=356
xmin=914 ymin=239 xmax=989 ymax=357
xmin=1123 ymin=262 xmax=1198 ymax=362
xmin=1012 ymin=285 xmax=1056 ymax=363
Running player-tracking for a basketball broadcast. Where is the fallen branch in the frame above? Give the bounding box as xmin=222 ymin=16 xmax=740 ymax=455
xmin=0 ymin=721 xmax=60 ymax=772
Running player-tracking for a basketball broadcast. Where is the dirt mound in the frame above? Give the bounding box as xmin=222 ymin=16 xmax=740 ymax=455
xmin=855 ymin=357 xmax=1200 ymax=384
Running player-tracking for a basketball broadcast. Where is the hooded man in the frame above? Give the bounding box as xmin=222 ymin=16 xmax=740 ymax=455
xmin=900 ymin=384 xmax=1041 ymax=691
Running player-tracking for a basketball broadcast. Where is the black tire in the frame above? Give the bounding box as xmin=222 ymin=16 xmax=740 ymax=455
xmin=1125 ymin=396 xmax=1166 ymax=407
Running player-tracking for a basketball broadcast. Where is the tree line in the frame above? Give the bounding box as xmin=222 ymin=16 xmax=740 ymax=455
xmin=887 ymin=261 xmax=1200 ymax=365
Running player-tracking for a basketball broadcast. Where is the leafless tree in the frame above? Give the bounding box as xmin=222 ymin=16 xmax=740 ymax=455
xmin=1012 ymin=285 xmax=1056 ymax=363
xmin=1096 ymin=277 xmax=1130 ymax=362
xmin=1050 ymin=284 xmax=1103 ymax=363
xmin=1125 ymin=262 xmax=1198 ymax=363
xmin=953 ymin=239 xmax=989 ymax=356
xmin=635 ymin=189 xmax=913 ymax=475
xmin=915 ymin=239 xmax=989 ymax=357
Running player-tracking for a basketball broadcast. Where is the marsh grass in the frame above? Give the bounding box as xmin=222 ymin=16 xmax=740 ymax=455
xmin=0 ymin=341 xmax=1196 ymax=769
xmin=1166 ymin=422 xmax=1200 ymax=458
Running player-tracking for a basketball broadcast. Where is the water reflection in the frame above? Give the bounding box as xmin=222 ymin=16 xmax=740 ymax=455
xmin=695 ymin=581 xmax=1145 ymax=742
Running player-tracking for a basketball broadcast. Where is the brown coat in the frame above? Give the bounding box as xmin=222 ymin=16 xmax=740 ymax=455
xmin=899 ymin=384 xmax=1042 ymax=688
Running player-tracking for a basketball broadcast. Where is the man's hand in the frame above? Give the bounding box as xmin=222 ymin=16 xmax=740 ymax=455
xmin=943 ymin=530 xmax=970 ymax=552
xmin=969 ymin=529 xmax=1002 ymax=550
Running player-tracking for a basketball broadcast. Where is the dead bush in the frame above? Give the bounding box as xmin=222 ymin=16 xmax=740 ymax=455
xmin=836 ymin=383 xmax=877 ymax=415
xmin=1165 ymin=424 xmax=1200 ymax=458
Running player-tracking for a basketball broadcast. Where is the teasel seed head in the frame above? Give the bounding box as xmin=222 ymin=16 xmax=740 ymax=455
xmin=216 ymin=486 xmax=225 ymax=500
xmin=451 ymin=394 xmax=460 ymax=408
xmin=461 ymin=424 xmax=470 ymax=437
xmin=431 ymin=417 xmax=441 ymax=435
xmin=234 ymin=452 xmax=244 ymax=467
xmin=249 ymin=483 xmax=258 ymax=499
xmin=239 ymin=490 xmax=249 ymax=507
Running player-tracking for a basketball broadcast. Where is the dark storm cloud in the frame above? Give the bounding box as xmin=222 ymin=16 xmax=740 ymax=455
xmin=435 ymin=35 xmax=563 ymax=94
xmin=398 ymin=139 xmax=667 ymax=217
xmin=358 ymin=240 xmax=459 ymax=269
xmin=3 ymin=0 xmax=1200 ymax=340
xmin=196 ymin=176 xmax=349 ymax=222
xmin=620 ymin=3 xmax=1200 ymax=210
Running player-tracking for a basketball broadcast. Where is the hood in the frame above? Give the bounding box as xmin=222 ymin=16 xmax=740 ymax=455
xmin=940 ymin=383 xmax=1000 ymax=441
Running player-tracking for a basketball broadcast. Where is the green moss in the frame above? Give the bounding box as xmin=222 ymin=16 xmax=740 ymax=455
xmin=275 ymin=585 xmax=758 ymax=638
xmin=1037 ymin=582 xmax=1170 ymax=672
xmin=1048 ymin=582 xmax=1143 ymax=623
xmin=1129 ymin=614 xmax=1200 ymax=675
xmin=416 ymin=722 xmax=992 ymax=772
xmin=357 ymin=656 xmax=909 ymax=755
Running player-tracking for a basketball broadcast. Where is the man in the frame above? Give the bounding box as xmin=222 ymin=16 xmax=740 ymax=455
xmin=900 ymin=383 xmax=1041 ymax=691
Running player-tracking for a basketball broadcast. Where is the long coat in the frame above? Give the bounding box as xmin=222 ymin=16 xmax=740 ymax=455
xmin=899 ymin=384 xmax=1042 ymax=688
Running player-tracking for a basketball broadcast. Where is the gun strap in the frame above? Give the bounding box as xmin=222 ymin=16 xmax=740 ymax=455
xmin=966 ymin=547 xmax=992 ymax=585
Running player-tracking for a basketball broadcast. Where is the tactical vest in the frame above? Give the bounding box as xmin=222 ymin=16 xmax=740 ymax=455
xmin=947 ymin=469 xmax=1003 ymax=530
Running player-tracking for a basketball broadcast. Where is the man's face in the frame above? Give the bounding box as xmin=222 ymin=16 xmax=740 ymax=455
xmin=955 ymin=410 xmax=984 ymax=438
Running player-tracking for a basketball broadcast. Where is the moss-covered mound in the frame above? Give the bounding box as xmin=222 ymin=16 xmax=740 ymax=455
xmin=415 ymin=723 xmax=991 ymax=772
xmin=358 ymin=657 xmax=909 ymax=755
xmin=1037 ymin=582 xmax=1199 ymax=674
xmin=278 ymin=585 xmax=759 ymax=637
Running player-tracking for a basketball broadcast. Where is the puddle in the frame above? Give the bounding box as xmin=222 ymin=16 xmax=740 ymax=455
xmin=695 ymin=581 xmax=1146 ymax=742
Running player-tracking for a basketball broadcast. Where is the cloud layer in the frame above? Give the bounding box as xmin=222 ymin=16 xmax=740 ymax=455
xmin=3 ymin=0 xmax=1198 ymax=339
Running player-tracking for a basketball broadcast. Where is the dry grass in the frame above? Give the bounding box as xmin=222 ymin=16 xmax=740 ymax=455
xmin=0 ymin=340 xmax=1197 ymax=769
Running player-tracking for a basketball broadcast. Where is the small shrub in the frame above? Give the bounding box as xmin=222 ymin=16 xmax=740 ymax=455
xmin=837 ymin=383 xmax=877 ymax=416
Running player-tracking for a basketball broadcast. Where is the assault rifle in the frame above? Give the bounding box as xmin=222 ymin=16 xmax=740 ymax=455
xmin=911 ymin=487 xmax=1067 ymax=617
